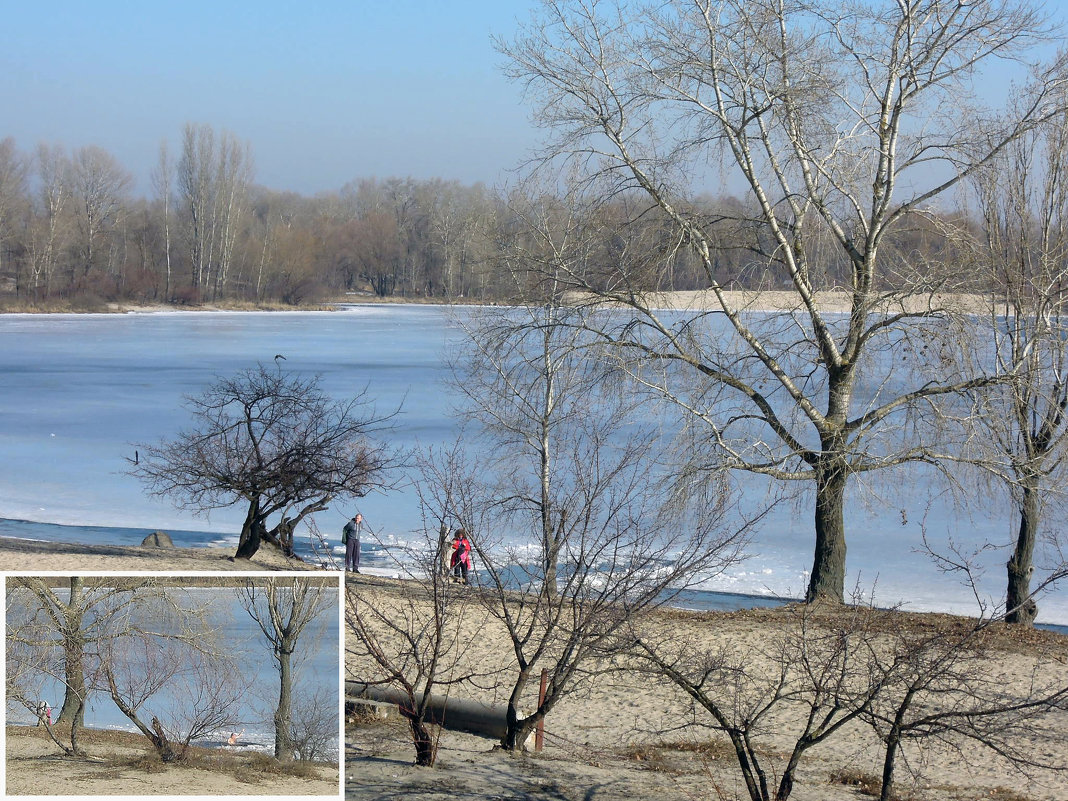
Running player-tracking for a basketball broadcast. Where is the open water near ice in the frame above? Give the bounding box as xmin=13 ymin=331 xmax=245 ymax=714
xmin=0 ymin=304 xmax=1064 ymax=627
xmin=6 ymin=587 xmax=340 ymax=752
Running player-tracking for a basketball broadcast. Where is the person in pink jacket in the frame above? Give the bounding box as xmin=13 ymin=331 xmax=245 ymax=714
xmin=449 ymin=529 xmax=472 ymax=584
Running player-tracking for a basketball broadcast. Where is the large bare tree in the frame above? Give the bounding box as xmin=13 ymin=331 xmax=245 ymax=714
xmin=445 ymin=290 xmax=753 ymax=751
xmin=100 ymin=603 xmax=245 ymax=763
xmin=6 ymin=577 xmax=147 ymax=734
xmin=968 ymin=103 xmax=1068 ymax=625
xmin=5 ymin=577 xmax=227 ymax=760
xmin=628 ymin=601 xmax=1068 ymax=801
xmin=131 ymin=363 xmax=397 ymax=560
xmin=500 ymin=0 xmax=1068 ymax=603
xmin=239 ymin=577 xmax=336 ymax=761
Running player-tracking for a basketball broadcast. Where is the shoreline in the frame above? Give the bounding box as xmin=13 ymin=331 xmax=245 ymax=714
xmin=0 ymin=534 xmax=324 ymax=572
xmin=0 ymin=289 xmax=1005 ymax=317
xmin=5 ymin=517 xmax=1066 ymax=627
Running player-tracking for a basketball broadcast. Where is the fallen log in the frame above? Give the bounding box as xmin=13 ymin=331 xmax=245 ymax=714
xmin=346 ymin=681 xmax=513 ymax=741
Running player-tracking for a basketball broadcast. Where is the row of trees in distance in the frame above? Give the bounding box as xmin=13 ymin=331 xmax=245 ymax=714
xmin=0 ymin=127 xmax=1027 ymax=309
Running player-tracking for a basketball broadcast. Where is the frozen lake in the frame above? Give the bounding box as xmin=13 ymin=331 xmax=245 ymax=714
xmin=0 ymin=305 xmax=1064 ymax=624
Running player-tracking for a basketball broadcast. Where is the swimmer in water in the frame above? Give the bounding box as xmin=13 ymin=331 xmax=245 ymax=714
xmin=227 ymin=729 xmax=244 ymax=746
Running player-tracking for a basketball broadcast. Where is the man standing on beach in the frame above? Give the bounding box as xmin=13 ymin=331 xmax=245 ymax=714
xmin=343 ymin=514 xmax=362 ymax=572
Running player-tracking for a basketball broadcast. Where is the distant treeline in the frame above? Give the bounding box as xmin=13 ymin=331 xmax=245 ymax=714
xmin=0 ymin=124 xmax=976 ymax=309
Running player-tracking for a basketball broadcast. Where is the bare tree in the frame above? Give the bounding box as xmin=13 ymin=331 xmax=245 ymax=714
xmin=862 ymin=614 xmax=1068 ymax=801
xmin=346 ymin=465 xmax=492 ymax=767
xmin=101 ymin=614 xmax=246 ymax=763
xmin=0 ymin=137 xmax=27 ymax=293
xmin=5 ymin=577 xmax=224 ymax=760
xmin=240 ymin=577 xmax=337 ymax=761
xmin=500 ymin=0 xmax=1068 ymax=603
xmin=628 ymin=603 xmax=891 ymax=801
xmin=131 ymin=363 xmax=397 ymax=560
xmin=6 ymin=577 xmax=149 ymax=734
xmin=628 ymin=601 xmax=1068 ymax=801
xmin=967 ymin=101 xmax=1068 ymax=625
xmin=5 ymin=583 xmax=90 ymax=758
xmin=446 ymin=296 xmax=752 ymax=751
xmin=69 ymin=144 xmax=131 ymax=283
xmin=153 ymin=140 xmax=174 ymax=301
xmin=286 ymin=686 xmax=339 ymax=763
xmin=30 ymin=143 xmax=71 ymax=299
xmin=176 ymin=123 xmax=252 ymax=299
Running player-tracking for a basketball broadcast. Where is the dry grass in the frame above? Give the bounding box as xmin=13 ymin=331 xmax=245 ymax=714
xmin=987 ymin=789 xmax=1036 ymax=801
xmin=618 ymin=738 xmax=769 ymax=776
xmin=618 ymin=744 xmax=675 ymax=772
xmin=118 ymin=752 xmax=170 ymax=773
xmin=829 ymin=768 xmax=885 ymax=798
xmin=828 ymin=770 xmax=1041 ymax=801
xmin=0 ymin=296 xmax=110 ymax=313
xmin=958 ymin=789 xmax=1033 ymax=801
xmin=7 ymin=724 xmax=334 ymax=780
xmin=650 ymin=603 xmax=1068 ymax=659
xmin=228 ymin=752 xmax=323 ymax=785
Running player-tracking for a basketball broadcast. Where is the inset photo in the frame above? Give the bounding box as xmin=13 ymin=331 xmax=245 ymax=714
xmin=6 ymin=574 xmax=341 ymax=796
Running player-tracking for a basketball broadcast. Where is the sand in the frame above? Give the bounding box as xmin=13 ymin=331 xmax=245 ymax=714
xmin=5 ymin=726 xmax=339 ymax=796
xmin=345 ymin=576 xmax=1068 ymax=801
xmin=0 ymin=536 xmax=328 ymax=572
xmin=567 ymin=289 xmax=999 ymax=316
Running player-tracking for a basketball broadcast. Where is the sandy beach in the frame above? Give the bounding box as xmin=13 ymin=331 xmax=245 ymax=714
xmin=567 ymin=288 xmax=999 ymax=316
xmin=97 ymin=289 xmax=1000 ymax=316
xmin=5 ymin=726 xmax=339 ymax=796
xmin=0 ymin=536 xmax=327 ymax=572
xmin=345 ymin=575 xmax=1068 ymax=801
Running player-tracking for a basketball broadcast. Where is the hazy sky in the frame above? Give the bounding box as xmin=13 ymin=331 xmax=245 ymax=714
xmin=1 ymin=1 xmax=543 ymax=194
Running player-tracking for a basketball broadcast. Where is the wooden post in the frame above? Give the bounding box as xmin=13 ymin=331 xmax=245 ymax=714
xmin=535 ymin=668 xmax=548 ymax=752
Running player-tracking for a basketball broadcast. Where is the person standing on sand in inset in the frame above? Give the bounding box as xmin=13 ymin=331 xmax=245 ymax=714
xmin=343 ymin=513 xmax=362 ymax=572
xmin=450 ymin=529 xmax=472 ymax=584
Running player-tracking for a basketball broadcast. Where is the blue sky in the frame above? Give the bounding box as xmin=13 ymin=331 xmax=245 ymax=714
xmin=3 ymin=1 xmax=1063 ymax=199
xmin=1 ymin=1 xmax=542 ymax=194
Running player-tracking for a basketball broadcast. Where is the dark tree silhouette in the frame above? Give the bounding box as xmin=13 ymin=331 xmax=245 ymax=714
xmin=132 ymin=363 xmax=395 ymax=559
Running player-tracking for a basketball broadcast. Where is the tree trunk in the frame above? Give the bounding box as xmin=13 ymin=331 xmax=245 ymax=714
xmin=235 ymin=497 xmax=263 ymax=560
xmin=105 ymin=667 xmax=178 ymax=761
xmin=1006 ymin=479 xmax=1040 ymax=626
xmin=56 ymin=577 xmax=86 ymax=730
xmin=880 ymin=730 xmax=902 ymax=801
xmin=275 ymin=644 xmax=293 ymax=760
xmin=879 ymin=692 xmax=913 ymax=801
xmin=407 ymin=716 xmax=436 ymax=766
xmin=725 ymin=732 xmax=766 ymax=801
xmin=151 ymin=716 xmax=179 ymax=762
xmin=776 ymin=747 xmax=804 ymax=800
xmin=67 ymin=698 xmax=87 ymax=756
xmin=500 ymin=715 xmax=536 ymax=752
xmin=500 ymin=667 xmax=531 ymax=751
xmin=806 ymin=461 xmax=848 ymax=603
